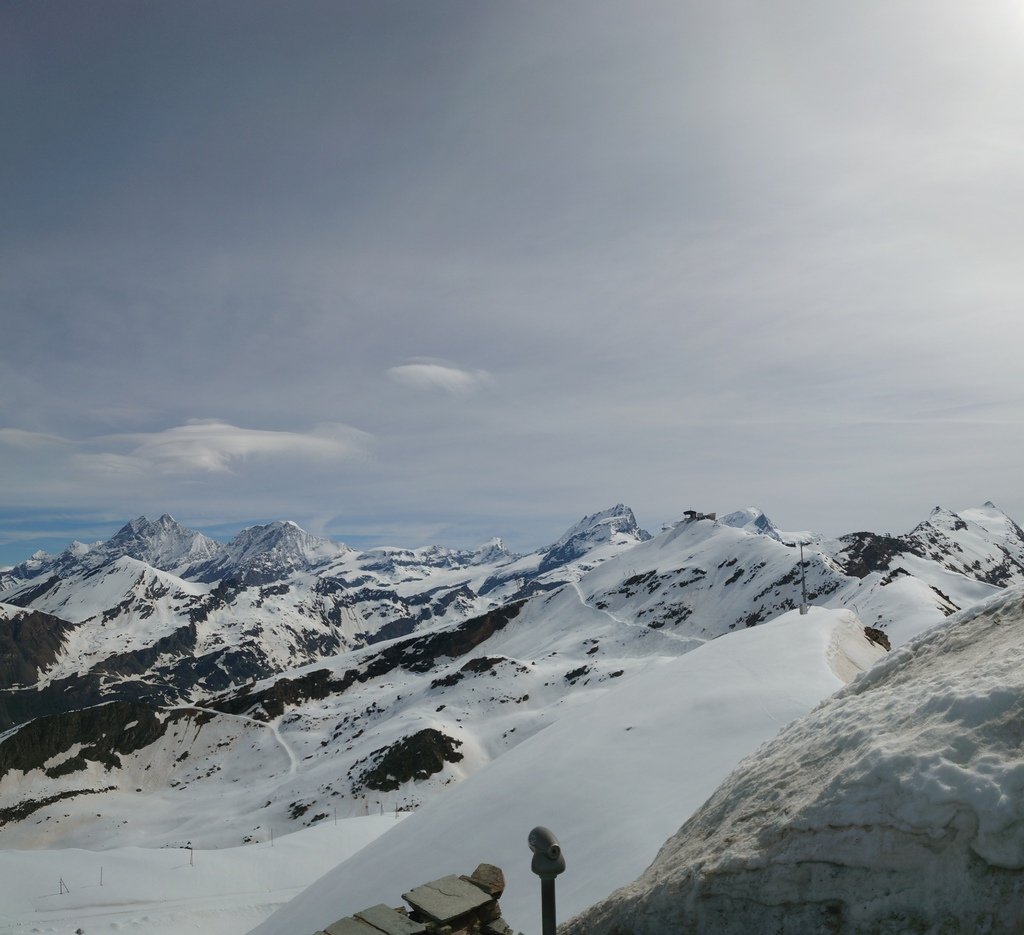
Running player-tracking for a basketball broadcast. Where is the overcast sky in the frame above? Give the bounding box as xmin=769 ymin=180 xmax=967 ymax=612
xmin=3 ymin=0 xmax=1024 ymax=564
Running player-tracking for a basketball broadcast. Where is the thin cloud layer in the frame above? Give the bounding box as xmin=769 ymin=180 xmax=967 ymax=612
xmin=77 ymin=420 xmax=372 ymax=476
xmin=387 ymin=363 xmax=494 ymax=396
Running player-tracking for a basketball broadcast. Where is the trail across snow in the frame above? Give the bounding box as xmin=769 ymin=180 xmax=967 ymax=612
xmin=170 ymin=706 xmax=299 ymax=780
xmin=569 ymin=580 xmax=704 ymax=650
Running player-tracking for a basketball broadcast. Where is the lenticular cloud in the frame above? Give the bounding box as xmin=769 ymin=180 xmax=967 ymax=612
xmin=387 ymin=363 xmax=493 ymax=395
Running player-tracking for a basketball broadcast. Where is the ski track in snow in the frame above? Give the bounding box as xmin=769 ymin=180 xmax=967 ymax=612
xmin=169 ymin=707 xmax=299 ymax=780
xmin=569 ymin=580 xmax=704 ymax=649
xmin=216 ymin=711 xmax=299 ymax=780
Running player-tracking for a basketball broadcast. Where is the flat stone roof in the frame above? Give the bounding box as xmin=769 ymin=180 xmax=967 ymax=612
xmin=402 ymin=874 xmax=493 ymax=923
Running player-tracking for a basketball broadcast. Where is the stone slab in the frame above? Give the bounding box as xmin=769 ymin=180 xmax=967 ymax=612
xmin=465 ymin=863 xmax=505 ymax=899
xmin=324 ymin=917 xmax=381 ymax=935
xmin=402 ymin=874 xmax=493 ymax=922
xmin=354 ymin=903 xmax=427 ymax=934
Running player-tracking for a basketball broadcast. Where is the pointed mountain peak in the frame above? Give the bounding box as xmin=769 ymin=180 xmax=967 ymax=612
xmin=538 ymin=505 xmax=650 ymax=574
xmin=202 ymin=521 xmax=348 ymax=585
xmin=471 ymin=537 xmax=515 ymax=565
xmin=550 ymin=504 xmax=650 ymax=550
xmin=102 ymin=514 xmax=223 ymax=571
xmin=720 ymin=507 xmax=782 ymax=541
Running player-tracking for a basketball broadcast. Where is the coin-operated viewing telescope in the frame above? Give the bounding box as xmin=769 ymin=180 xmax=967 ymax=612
xmin=529 ymin=826 xmax=565 ymax=935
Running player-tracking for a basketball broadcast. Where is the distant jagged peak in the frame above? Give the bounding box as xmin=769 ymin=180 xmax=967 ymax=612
xmin=189 ymin=519 xmax=351 ymax=585
xmin=915 ymin=503 xmax=1017 ymax=538
xmin=225 ymin=520 xmax=347 ymax=562
xmin=6 ymin=514 xmax=222 ymax=581
xmin=101 ymin=513 xmax=223 ymax=570
xmin=471 ymin=537 xmax=516 ymax=565
xmin=62 ymin=540 xmax=94 ymax=559
xmin=549 ymin=504 xmax=651 ymax=550
xmin=536 ymin=505 xmax=650 ymax=575
xmin=719 ymin=507 xmax=782 ymax=542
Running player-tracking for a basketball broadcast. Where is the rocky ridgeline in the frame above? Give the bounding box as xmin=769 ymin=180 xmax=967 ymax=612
xmin=315 ymin=864 xmax=516 ymax=935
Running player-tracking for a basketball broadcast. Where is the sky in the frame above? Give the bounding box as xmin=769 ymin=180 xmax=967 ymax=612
xmin=3 ymin=0 xmax=1024 ymax=565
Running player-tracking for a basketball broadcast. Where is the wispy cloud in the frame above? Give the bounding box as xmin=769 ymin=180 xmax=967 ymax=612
xmin=387 ymin=362 xmax=495 ymax=396
xmin=75 ymin=420 xmax=373 ymax=476
xmin=0 ymin=428 xmax=73 ymax=449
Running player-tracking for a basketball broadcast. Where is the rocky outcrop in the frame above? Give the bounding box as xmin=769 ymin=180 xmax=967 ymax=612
xmin=350 ymin=728 xmax=464 ymax=794
xmin=0 ymin=700 xmax=176 ymax=801
xmin=0 ymin=606 xmax=77 ymax=686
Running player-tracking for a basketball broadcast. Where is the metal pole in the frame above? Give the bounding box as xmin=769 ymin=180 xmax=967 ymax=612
xmin=799 ymin=542 xmax=809 ymax=614
xmin=540 ymin=878 xmax=556 ymax=935
xmin=529 ymin=826 xmax=565 ymax=935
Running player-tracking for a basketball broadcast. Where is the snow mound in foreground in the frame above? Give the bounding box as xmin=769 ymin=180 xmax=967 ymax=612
xmin=563 ymin=586 xmax=1024 ymax=935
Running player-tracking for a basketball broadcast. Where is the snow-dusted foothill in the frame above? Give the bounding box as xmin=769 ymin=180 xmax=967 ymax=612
xmin=562 ymin=585 xmax=1024 ymax=935
xmin=248 ymin=608 xmax=883 ymax=935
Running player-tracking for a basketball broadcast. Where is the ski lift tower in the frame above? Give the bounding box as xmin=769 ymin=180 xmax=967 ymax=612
xmin=798 ymin=541 xmax=809 ymax=615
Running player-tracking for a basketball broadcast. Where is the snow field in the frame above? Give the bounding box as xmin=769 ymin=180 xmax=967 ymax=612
xmin=0 ymin=815 xmax=404 ymax=935
xmin=562 ymin=585 xmax=1024 ymax=934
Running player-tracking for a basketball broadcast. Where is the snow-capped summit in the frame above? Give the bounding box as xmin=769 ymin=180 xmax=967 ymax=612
xmin=5 ymin=515 xmax=220 ymax=581
xmin=719 ymin=507 xmax=783 ymax=541
xmin=99 ymin=514 xmax=223 ymax=572
xmin=191 ymin=520 xmax=348 ymax=585
xmin=470 ymin=537 xmax=515 ymax=565
xmin=903 ymin=503 xmax=1024 ymax=587
xmin=549 ymin=504 xmax=650 ymax=548
xmin=539 ymin=504 xmax=650 ymax=572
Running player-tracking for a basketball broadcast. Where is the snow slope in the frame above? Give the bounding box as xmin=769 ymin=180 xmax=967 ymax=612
xmin=0 ymin=816 xmax=402 ymax=935
xmin=563 ymin=585 xmax=1024 ymax=934
xmin=248 ymin=607 xmax=883 ymax=935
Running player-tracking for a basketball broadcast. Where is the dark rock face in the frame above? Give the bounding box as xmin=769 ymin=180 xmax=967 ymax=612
xmin=0 ymin=700 xmax=173 ymax=783
xmin=351 ymin=728 xmax=464 ymax=794
xmin=0 ymin=630 xmax=280 ymax=731
xmin=864 ymin=626 xmax=892 ymax=651
xmin=0 ymin=609 xmax=78 ymax=687
xmin=835 ymin=532 xmax=922 ymax=579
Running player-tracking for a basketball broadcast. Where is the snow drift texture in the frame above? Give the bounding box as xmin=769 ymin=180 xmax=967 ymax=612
xmin=563 ymin=586 xmax=1024 ymax=934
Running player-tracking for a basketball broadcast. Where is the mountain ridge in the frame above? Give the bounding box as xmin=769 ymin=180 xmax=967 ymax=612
xmin=0 ymin=499 xmax=1021 ymax=878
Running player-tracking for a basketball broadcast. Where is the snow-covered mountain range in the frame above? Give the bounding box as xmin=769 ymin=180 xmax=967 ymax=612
xmin=1 ymin=501 xmax=1022 ymax=933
